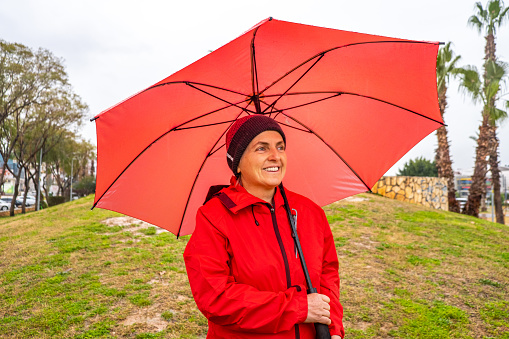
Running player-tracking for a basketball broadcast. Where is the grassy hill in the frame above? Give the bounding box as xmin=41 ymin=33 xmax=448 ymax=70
xmin=0 ymin=194 xmax=508 ymax=338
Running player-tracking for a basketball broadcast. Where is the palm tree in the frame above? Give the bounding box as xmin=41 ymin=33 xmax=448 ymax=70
xmin=459 ymin=60 xmax=508 ymax=222
xmin=435 ymin=42 xmax=462 ymax=213
xmin=486 ymin=61 xmax=508 ymax=224
xmin=464 ymin=0 xmax=509 ymax=219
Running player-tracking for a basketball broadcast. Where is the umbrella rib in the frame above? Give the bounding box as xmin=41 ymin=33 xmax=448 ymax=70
xmin=147 ymin=81 xmax=249 ymax=97
xmin=262 ymin=54 xmax=325 ymax=114
xmin=278 ymin=111 xmax=373 ymax=193
xmin=276 ymin=121 xmax=312 ymax=133
xmin=342 ymin=92 xmax=445 ymax=126
xmin=260 ymin=40 xmax=439 ymax=95
xmin=270 ymin=92 xmax=342 ymax=114
xmin=174 ymin=119 xmax=238 ymax=131
xmin=176 ymin=108 xmax=248 ymax=237
xmin=93 ymin=81 xmax=250 ymax=121
xmin=92 ymin=100 xmax=250 ymax=210
xmin=264 ymin=91 xmax=444 ymax=126
xmin=186 ymin=82 xmax=257 ymax=115
xmin=208 ymin=143 xmax=226 ymax=157
xmin=250 ymin=23 xmax=263 ymax=113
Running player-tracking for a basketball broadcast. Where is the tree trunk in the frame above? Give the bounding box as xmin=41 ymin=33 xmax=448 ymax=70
xmin=435 ymin=86 xmax=460 ymax=212
xmin=488 ymin=124 xmax=505 ymax=224
xmin=465 ymin=32 xmax=499 ymax=218
xmin=32 ymin=166 xmax=39 ymax=210
xmin=463 ymin=113 xmax=490 ymax=217
xmin=42 ymin=172 xmax=50 ymax=203
xmin=21 ymin=168 xmax=28 ymax=214
xmin=484 ymin=33 xmax=496 ymax=65
xmin=10 ymin=169 xmax=22 ymax=217
xmin=0 ymin=160 xmax=7 ymax=195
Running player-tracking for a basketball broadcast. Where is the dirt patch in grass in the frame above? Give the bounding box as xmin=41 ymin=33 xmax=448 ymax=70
xmin=120 ymin=303 xmax=168 ymax=332
xmin=103 ymin=216 xmax=169 ymax=236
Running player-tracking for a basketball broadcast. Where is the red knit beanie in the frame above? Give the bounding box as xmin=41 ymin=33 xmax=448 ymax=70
xmin=226 ymin=115 xmax=286 ymax=175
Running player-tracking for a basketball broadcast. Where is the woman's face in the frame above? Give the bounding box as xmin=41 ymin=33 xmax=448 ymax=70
xmin=237 ymin=130 xmax=287 ymax=194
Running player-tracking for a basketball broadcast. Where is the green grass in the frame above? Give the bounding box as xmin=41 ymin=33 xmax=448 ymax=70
xmin=0 ymin=194 xmax=508 ymax=338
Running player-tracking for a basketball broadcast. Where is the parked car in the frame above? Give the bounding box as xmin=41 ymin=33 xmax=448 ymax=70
xmin=457 ymin=197 xmax=467 ymax=210
xmin=0 ymin=196 xmax=23 ymax=208
xmin=0 ymin=200 xmax=9 ymax=211
xmin=19 ymin=195 xmax=36 ymax=206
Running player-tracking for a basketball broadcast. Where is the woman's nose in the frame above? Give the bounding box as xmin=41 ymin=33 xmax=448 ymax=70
xmin=268 ymin=147 xmax=280 ymax=160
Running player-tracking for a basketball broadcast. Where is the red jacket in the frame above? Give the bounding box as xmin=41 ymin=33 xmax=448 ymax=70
xmin=184 ymin=179 xmax=344 ymax=338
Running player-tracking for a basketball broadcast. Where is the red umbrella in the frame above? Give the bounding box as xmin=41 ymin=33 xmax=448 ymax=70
xmin=92 ymin=18 xmax=443 ymax=237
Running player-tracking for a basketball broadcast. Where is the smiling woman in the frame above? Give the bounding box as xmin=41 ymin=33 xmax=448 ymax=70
xmin=184 ymin=115 xmax=344 ymax=339
xmin=237 ymin=130 xmax=287 ymax=203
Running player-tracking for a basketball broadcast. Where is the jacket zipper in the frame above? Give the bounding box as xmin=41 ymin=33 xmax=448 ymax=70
xmin=269 ymin=205 xmax=300 ymax=339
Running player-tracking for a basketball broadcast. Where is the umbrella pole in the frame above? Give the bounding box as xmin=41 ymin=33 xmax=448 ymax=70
xmin=279 ymin=183 xmax=332 ymax=339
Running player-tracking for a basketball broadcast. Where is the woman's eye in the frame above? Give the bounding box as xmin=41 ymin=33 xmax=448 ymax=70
xmin=256 ymin=147 xmax=265 ymax=151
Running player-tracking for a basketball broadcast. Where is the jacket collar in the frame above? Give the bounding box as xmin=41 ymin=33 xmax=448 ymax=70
xmin=217 ymin=176 xmax=286 ymax=214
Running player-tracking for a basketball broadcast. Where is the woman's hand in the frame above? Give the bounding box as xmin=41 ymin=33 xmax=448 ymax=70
xmin=304 ymin=293 xmax=331 ymax=325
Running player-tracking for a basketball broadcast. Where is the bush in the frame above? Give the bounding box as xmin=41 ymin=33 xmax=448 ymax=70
xmin=39 ymin=199 xmax=48 ymax=209
xmin=397 ymin=157 xmax=438 ymax=177
xmin=73 ymin=176 xmax=96 ymax=197
xmin=48 ymin=196 xmax=66 ymax=207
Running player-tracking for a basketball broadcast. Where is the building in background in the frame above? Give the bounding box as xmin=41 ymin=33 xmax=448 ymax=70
xmin=454 ymin=167 xmax=509 ymax=202
xmin=0 ymin=156 xmax=24 ymax=195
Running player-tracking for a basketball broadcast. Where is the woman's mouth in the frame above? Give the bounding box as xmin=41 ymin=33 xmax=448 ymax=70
xmin=264 ymin=167 xmax=279 ymax=172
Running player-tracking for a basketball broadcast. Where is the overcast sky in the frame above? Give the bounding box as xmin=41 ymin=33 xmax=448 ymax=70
xmin=1 ymin=0 xmax=508 ymax=176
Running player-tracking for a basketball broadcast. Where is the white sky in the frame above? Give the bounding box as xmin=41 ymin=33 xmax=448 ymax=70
xmin=1 ymin=0 xmax=508 ymax=175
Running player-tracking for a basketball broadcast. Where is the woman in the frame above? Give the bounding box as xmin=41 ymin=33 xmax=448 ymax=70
xmin=184 ymin=115 xmax=344 ymax=338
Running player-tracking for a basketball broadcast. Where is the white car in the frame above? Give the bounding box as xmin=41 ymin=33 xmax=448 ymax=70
xmin=21 ymin=195 xmax=36 ymax=206
xmin=0 ymin=199 xmax=10 ymax=211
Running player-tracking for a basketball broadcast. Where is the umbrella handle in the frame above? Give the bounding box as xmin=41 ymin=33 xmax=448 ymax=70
xmin=279 ymin=184 xmax=332 ymax=339
xmin=315 ymin=323 xmax=332 ymax=339
xmin=308 ymin=287 xmax=332 ymax=339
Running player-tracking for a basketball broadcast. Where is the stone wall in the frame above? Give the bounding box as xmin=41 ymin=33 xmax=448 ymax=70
xmin=371 ymin=176 xmax=448 ymax=210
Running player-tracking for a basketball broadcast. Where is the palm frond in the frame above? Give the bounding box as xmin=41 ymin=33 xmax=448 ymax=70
xmin=458 ymin=66 xmax=482 ymax=102
xmin=483 ymin=58 xmax=509 ymax=124
xmin=488 ymin=106 xmax=508 ymax=124
xmin=488 ymin=0 xmax=502 ymax=19
xmin=469 ymin=0 xmax=509 ymax=35
xmin=485 ymin=81 xmax=501 ymax=102
xmin=436 ymin=42 xmax=462 ymax=90
xmin=475 ymin=1 xmax=487 ymax=17
xmin=485 ymin=59 xmax=508 ymax=85
xmin=498 ymin=6 xmax=509 ymax=27
xmin=468 ymin=15 xmax=484 ymax=33
xmin=469 ymin=131 xmax=479 ymax=142
xmin=448 ymin=56 xmax=462 ymax=73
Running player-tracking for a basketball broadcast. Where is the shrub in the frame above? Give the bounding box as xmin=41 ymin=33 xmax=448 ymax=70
xmin=48 ymin=196 xmax=66 ymax=207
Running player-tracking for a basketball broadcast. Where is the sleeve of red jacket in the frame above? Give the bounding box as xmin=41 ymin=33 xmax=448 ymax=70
xmin=183 ymin=208 xmax=308 ymax=334
xmin=318 ymin=209 xmax=345 ymax=338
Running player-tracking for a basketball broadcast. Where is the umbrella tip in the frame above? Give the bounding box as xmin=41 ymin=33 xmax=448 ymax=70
xmin=438 ymin=42 xmax=445 ymax=45
xmin=90 ymin=116 xmax=98 ymax=122
xmin=269 ymin=17 xmax=273 ymax=21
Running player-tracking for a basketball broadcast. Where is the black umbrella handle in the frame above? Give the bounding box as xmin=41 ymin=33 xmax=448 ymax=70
xmin=315 ymin=323 xmax=332 ymax=339
xmin=279 ymin=184 xmax=332 ymax=339
xmin=308 ymin=287 xmax=332 ymax=339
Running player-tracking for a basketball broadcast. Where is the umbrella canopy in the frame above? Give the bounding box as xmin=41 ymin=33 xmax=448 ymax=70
xmin=93 ymin=18 xmax=443 ymax=236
